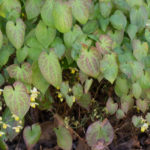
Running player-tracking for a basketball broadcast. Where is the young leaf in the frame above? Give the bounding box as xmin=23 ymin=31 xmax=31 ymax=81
xmin=54 ymin=126 xmax=72 ymax=150
xmin=136 ymin=99 xmax=148 ymax=113
xmin=99 ymin=1 xmax=112 ymax=18
xmin=6 ymin=18 xmax=25 ymax=49
xmin=53 ymin=0 xmax=72 ymax=33
xmin=38 ymin=51 xmax=62 ymax=88
xmin=41 ymin=0 xmax=55 ymax=28
xmin=100 ymin=53 xmax=118 ymax=84
xmin=35 ymin=20 xmax=56 ymax=48
xmin=7 ymin=63 xmax=32 ymax=84
xmin=23 ymin=124 xmax=41 ymax=150
xmin=3 ymin=82 xmax=30 ymax=119
xmin=77 ymin=46 xmax=100 ymax=78
xmin=96 ymin=34 xmax=112 ymax=55
xmin=86 ymin=119 xmax=114 ymax=148
xmin=32 ymin=62 xmax=49 ymax=95
xmin=73 ymin=83 xmax=83 ymax=99
xmin=106 ymin=97 xmax=118 ymax=115
xmin=110 ymin=10 xmax=127 ymax=30
xmin=25 ymin=0 xmax=42 ymax=20
xmin=71 ymin=0 xmax=91 ymax=24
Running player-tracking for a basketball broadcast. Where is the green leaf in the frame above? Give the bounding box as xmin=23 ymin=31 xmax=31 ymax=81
xmin=146 ymin=113 xmax=150 ymax=124
xmin=98 ymin=15 xmax=109 ymax=32
xmin=38 ymin=50 xmax=62 ymax=88
xmin=72 ymin=83 xmax=83 ymax=99
xmin=32 ymin=62 xmax=49 ymax=95
xmin=25 ymin=0 xmax=42 ymax=20
xmin=54 ymin=126 xmax=72 ymax=150
xmin=130 ymin=6 xmax=148 ymax=31
xmin=6 ymin=18 xmax=25 ymax=50
xmin=136 ymin=99 xmax=148 ymax=113
xmin=77 ymin=93 xmax=91 ymax=109
xmin=16 ymin=46 xmax=28 ymax=63
xmin=71 ymin=0 xmax=91 ymax=24
xmin=0 ymin=74 xmax=4 ymax=86
xmin=77 ymin=46 xmax=100 ymax=78
xmin=132 ymin=115 xmax=142 ymax=128
xmin=64 ymin=25 xmax=83 ymax=48
xmin=60 ymin=82 xmax=69 ymax=97
xmin=110 ymin=10 xmax=127 ymax=30
xmin=23 ymin=124 xmax=41 ymax=150
xmin=99 ymin=1 xmax=112 ymax=18
xmin=139 ymin=71 xmax=150 ymax=89
xmin=2 ymin=108 xmax=24 ymax=141
xmin=132 ymin=82 xmax=142 ymax=99
xmin=0 ymin=29 xmax=3 ymax=49
xmin=96 ymin=34 xmax=112 ymax=55
xmin=86 ymin=119 xmax=114 ymax=148
xmin=35 ymin=20 xmax=56 ymax=48
xmin=41 ymin=0 xmax=55 ymax=28
xmin=0 ymin=0 xmax=21 ymax=20
xmin=84 ymin=78 xmax=93 ymax=94
xmin=65 ymin=95 xmax=74 ymax=108
xmin=127 ymin=24 xmax=138 ymax=40
xmin=0 ymin=138 xmax=8 ymax=150
xmin=116 ymin=109 xmax=125 ymax=120
xmin=53 ymin=0 xmax=72 ymax=33
xmin=7 ymin=63 xmax=32 ymax=84
xmin=115 ymin=76 xmax=129 ymax=97
xmin=145 ymin=28 xmax=150 ymax=43
xmin=83 ymin=20 xmax=98 ymax=34
xmin=100 ymin=53 xmax=118 ymax=84
xmin=132 ymin=39 xmax=148 ymax=61
xmin=106 ymin=97 xmax=118 ymax=115
xmin=3 ymin=82 xmax=30 ymax=119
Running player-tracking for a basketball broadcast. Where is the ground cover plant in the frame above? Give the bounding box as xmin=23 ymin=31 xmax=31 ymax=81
xmin=1 ymin=0 xmax=150 ymax=149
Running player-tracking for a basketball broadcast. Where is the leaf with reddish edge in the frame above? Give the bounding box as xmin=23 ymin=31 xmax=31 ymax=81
xmin=3 ymin=81 xmax=30 ymax=119
xmin=86 ymin=119 xmax=114 ymax=149
xmin=7 ymin=63 xmax=32 ymax=84
xmin=136 ymin=99 xmax=148 ymax=113
xmin=38 ymin=50 xmax=62 ymax=88
xmin=53 ymin=0 xmax=72 ymax=33
xmin=71 ymin=0 xmax=92 ymax=25
xmin=23 ymin=124 xmax=41 ymax=150
xmin=77 ymin=44 xmax=100 ymax=78
xmin=106 ymin=97 xmax=118 ymax=115
xmin=6 ymin=18 xmax=25 ymax=49
xmin=96 ymin=34 xmax=113 ymax=55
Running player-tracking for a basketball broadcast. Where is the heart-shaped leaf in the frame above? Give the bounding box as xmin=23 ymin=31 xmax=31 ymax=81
xmin=115 ymin=76 xmax=129 ymax=97
xmin=86 ymin=119 xmax=114 ymax=148
xmin=16 ymin=46 xmax=28 ymax=63
xmin=32 ymin=62 xmax=49 ymax=95
xmin=71 ymin=0 xmax=91 ymax=24
xmin=106 ymin=97 xmax=118 ymax=115
xmin=3 ymin=82 xmax=30 ymax=119
xmin=96 ymin=34 xmax=112 ymax=55
xmin=41 ymin=0 xmax=55 ymax=28
xmin=54 ymin=126 xmax=72 ymax=150
xmin=73 ymin=83 xmax=83 ymax=99
xmin=35 ymin=20 xmax=56 ymax=48
xmin=100 ymin=53 xmax=118 ymax=84
xmin=84 ymin=78 xmax=93 ymax=94
xmin=60 ymin=82 xmax=69 ymax=97
xmin=127 ymin=24 xmax=138 ymax=40
xmin=23 ymin=124 xmax=41 ymax=150
xmin=139 ymin=71 xmax=150 ymax=89
xmin=132 ymin=115 xmax=142 ymax=128
xmin=6 ymin=18 xmax=25 ymax=49
xmin=7 ymin=63 xmax=32 ymax=84
xmin=53 ymin=0 xmax=72 ymax=33
xmin=116 ymin=109 xmax=125 ymax=120
xmin=99 ymin=1 xmax=112 ymax=18
xmin=25 ymin=0 xmax=42 ymax=20
xmin=38 ymin=50 xmax=62 ymax=88
xmin=77 ymin=45 xmax=100 ymax=78
xmin=136 ymin=99 xmax=148 ymax=113
xmin=110 ymin=10 xmax=127 ymax=30
xmin=132 ymin=82 xmax=142 ymax=99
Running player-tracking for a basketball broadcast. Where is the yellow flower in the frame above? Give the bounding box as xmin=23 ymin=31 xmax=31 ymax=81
xmin=71 ymin=68 xmax=76 ymax=74
xmin=12 ymin=114 xmax=20 ymax=121
xmin=72 ymin=96 xmax=76 ymax=103
xmin=60 ymin=98 xmax=63 ymax=102
xmin=2 ymin=123 xmax=10 ymax=129
xmin=12 ymin=126 xmax=22 ymax=133
xmin=136 ymin=106 xmax=140 ymax=113
xmin=56 ymin=86 xmax=60 ymax=90
xmin=0 ymin=131 xmax=5 ymax=137
xmin=30 ymin=102 xmax=39 ymax=108
xmin=68 ymin=88 xmax=72 ymax=92
xmin=30 ymin=96 xmax=35 ymax=102
xmin=0 ymin=117 xmax=2 ymax=121
xmin=58 ymin=93 xmax=62 ymax=98
xmin=141 ymin=123 xmax=149 ymax=132
xmin=21 ymin=13 xmax=25 ymax=17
